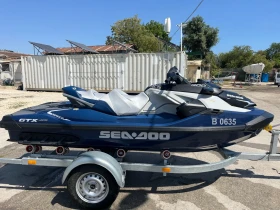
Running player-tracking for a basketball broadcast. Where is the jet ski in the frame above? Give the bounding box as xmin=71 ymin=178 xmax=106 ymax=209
xmin=0 ymin=67 xmax=274 ymax=154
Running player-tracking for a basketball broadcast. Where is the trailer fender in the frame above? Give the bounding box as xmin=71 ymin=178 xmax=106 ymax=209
xmin=62 ymin=151 xmax=125 ymax=187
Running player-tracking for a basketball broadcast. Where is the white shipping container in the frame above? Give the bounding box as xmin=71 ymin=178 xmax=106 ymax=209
xmin=21 ymin=52 xmax=187 ymax=92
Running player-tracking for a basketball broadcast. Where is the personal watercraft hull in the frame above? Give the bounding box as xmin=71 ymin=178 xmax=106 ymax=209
xmin=0 ymin=102 xmax=274 ymax=152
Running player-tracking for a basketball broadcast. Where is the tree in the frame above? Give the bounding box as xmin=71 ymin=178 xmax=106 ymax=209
xmin=202 ymin=51 xmax=221 ymax=76
xmin=219 ymin=46 xmax=253 ymax=69
xmin=271 ymin=54 xmax=280 ymax=68
xmin=106 ymin=16 xmax=143 ymax=45
xmin=251 ymin=51 xmax=274 ymax=72
xmin=182 ymin=16 xmax=219 ymax=58
xmin=266 ymin=43 xmax=280 ymax=68
xmin=218 ymin=46 xmax=274 ymax=72
xmin=145 ymin=20 xmax=171 ymax=42
xmin=266 ymin=43 xmax=280 ymax=59
xmin=106 ymin=16 xmax=167 ymax=53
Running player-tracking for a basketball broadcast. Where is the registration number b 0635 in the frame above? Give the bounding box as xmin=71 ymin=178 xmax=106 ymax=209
xmin=212 ymin=118 xmax=236 ymax=126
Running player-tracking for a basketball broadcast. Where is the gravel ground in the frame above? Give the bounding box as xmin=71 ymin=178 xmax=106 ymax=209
xmin=0 ymin=86 xmax=279 ymax=210
xmin=0 ymin=89 xmax=65 ymax=118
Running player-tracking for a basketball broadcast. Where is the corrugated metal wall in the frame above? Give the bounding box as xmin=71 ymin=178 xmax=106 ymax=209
xmin=10 ymin=61 xmax=22 ymax=82
xmin=22 ymin=52 xmax=187 ymax=92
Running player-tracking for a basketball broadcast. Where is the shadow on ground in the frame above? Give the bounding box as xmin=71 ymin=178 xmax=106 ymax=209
xmin=0 ymin=150 xmax=279 ymax=209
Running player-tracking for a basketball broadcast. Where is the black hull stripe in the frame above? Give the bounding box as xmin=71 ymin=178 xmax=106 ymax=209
xmin=1 ymin=122 xmax=246 ymax=132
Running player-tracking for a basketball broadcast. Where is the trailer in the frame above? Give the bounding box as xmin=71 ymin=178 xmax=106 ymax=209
xmin=0 ymin=130 xmax=279 ymax=209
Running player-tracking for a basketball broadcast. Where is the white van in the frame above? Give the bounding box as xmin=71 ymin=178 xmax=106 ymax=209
xmin=275 ymin=72 xmax=280 ymax=87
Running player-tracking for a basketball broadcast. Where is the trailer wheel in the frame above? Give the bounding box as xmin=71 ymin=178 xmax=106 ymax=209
xmin=67 ymin=165 xmax=119 ymax=210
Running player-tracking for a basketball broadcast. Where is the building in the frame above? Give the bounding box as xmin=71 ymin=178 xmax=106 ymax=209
xmin=0 ymin=50 xmax=27 ymax=70
xmin=186 ymin=60 xmax=210 ymax=82
xmin=0 ymin=50 xmax=29 ymax=85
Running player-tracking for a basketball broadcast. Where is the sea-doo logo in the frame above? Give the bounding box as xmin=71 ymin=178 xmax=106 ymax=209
xmin=191 ymin=84 xmax=206 ymax=87
xmin=19 ymin=119 xmax=38 ymax=122
xmin=226 ymin=94 xmax=244 ymax=100
xmin=99 ymin=131 xmax=170 ymax=140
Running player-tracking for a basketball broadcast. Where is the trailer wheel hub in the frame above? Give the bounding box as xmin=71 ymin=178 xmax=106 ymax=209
xmin=76 ymin=172 xmax=109 ymax=203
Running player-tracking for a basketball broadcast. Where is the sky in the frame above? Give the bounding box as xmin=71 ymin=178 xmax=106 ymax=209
xmin=1 ymin=0 xmax=280 ymax=54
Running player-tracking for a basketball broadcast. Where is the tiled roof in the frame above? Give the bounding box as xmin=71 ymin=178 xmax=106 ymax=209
xmin=0 ymin=51 xmax=30 ymax=59
xmin=57 ymin=44 xmax=134 ymax=53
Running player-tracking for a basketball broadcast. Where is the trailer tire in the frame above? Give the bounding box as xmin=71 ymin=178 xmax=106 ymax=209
xmin=67 ymin=165 xmax=120 ymax=210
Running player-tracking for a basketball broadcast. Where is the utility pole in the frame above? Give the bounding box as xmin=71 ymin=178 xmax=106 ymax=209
xmin=176 ymin=23 xmax=188 ymax=52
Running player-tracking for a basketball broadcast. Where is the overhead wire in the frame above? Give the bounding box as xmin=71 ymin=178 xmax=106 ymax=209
xmin=170 ymin=0 xmax=205 ymax=38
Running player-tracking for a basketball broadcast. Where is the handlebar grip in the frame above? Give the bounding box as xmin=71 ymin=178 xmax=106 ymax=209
xmin=165 ymin=77 xmax=171 ymax=83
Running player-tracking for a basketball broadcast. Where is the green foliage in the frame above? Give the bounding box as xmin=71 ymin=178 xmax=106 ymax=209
xmin=271 ymin=54 xmax=280 ymax=68
xmin=202 ymin=51 xmax=221 ymax=76
xmin=219 ymin=46 xmax=253 ymax=69
xmin=134 ymin=33 xmax=162 ymax=53
xmin=106 ymin=16 xmax=144 ymax=45
xmin=182 ymin=16 xmax=219 ymax=58
xmin=266 ymin=43 xmax=280 ymax=68
xmin=218 ymin=46 xmax=274 ymax=73
xmin=106 ymin=16 xmax=171 ymax=53
xmin=203 ymin=46 xmax=274 ymax=77
xmin=251 ymin=51 xmax=274 ymax=73
xmin=145 ymin=20 xmax=171 ymax=42
xmin=266 ymin=43 xmax=280 ymax=59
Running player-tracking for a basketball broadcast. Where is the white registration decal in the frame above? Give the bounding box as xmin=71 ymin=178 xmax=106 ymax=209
xmin=212 ymin=118 xmax=236 ymax=126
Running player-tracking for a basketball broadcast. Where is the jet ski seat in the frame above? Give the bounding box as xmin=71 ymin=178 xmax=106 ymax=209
xmin=77 ymin=89 xmax=106 ymax=102
xmin=64 ymin=86 xmax=149 ymax=116
xmin=97 ymin=89 xmax=149 ymax=116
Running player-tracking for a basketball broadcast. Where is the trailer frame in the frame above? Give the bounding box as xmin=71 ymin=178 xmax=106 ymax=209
xmin=0 ymin=130 xmax=279 ymax=209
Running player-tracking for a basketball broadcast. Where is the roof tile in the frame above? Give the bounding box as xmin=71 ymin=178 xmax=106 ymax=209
xmin=57 ymin=44 xmax=134 ymax=53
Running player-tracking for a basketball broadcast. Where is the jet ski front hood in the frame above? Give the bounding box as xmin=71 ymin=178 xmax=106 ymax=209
xmin=218 ymin=90 xmax=256 ymax=108
xmin=245 ymin=110 xmax=274 ymax=131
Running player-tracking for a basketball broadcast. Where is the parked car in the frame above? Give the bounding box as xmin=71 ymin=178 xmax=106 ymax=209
xmin=274 ymin=72 xmax=280 ymax=87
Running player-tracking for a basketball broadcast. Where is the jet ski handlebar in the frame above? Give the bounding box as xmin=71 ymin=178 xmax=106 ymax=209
xmin=165 ymin=72 xmax=189 ymax=85
xmin=165 ymin=77 xmax=172 ymax=84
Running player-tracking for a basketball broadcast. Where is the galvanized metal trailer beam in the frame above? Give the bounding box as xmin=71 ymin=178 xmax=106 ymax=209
xmin=0 ymin=154 xmax=242 ymax=174
xmin=222 ymin=129 xmax=280 ymax=161
xmin=0 ymin=157 xmax=73 ymax=167
xmin=119 ymin=155 xmax=240 ymax=174
xmin=0 ymin=130 xmax=278 ymax=175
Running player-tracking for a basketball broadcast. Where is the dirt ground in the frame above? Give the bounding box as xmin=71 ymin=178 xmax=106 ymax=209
xmin=0 ymin=85 xmax=279 ymax=210
xmin=0 ymin=89 xmax=65 ymax=118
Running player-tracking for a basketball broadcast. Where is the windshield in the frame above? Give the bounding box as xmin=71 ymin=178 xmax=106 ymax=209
xmin=277 ymin=74 xmax=280 ymax=78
